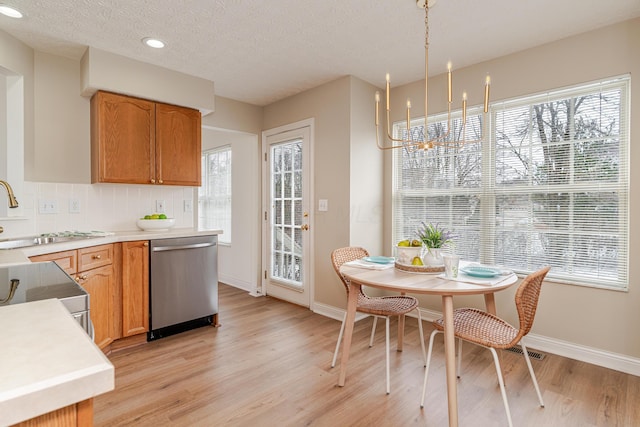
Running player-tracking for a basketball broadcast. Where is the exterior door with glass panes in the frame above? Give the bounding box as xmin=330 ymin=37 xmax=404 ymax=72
xmin=262 ymin=123 xmax=311 ymax=307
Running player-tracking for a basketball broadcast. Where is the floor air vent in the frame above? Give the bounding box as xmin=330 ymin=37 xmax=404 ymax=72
xmin=505 ymin=345 xmax=545 ymax=360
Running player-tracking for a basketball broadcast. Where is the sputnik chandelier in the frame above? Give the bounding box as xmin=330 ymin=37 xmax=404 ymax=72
xmin=375 ymin=0 xmax=491 ymax=151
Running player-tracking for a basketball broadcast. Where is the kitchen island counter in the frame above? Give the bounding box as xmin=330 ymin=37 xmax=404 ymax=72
xmin=0 ymin=298 xmax=114 ymax=426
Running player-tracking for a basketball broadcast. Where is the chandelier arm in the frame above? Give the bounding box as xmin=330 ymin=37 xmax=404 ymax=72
xmin=385 ymin=109 xmax=413 ymax=142
xmin=377 ymin=135 xmax=427 ymax=151
xmin=377 ymin=119 xmax=425 ymax=149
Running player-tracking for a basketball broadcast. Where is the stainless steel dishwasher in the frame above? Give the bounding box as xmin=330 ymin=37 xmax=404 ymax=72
xmin=148 ymin=234 xmax=218 ymax=341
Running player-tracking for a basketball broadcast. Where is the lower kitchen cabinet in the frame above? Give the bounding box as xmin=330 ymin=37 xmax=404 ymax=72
xmin=76 ymin=263 xmax=114 ymax=349
xmin=13 ymin=398 xmax=94 ymax=427
xmin=30 ymin=241 xmax=150 ymax=353
xmin=121 ymin=241 xmax=149 ymax=337
xmin=31 ymin=244 xmax=115 ymax=351
xmin=29 ymin=249 xmax=77 ymax=276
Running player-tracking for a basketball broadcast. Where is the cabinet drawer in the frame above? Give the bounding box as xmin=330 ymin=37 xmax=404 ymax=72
xmin=29 ymin=250 xmax=78 ymax=275
xmin=78 ymin=244 xmax=113 ymax=271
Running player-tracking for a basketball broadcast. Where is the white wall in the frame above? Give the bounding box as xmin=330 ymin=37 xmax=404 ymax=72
xmin=33 ymin=51 xmax=90 ymax=183
xmin=201 ymin=127 xmax=260 ymax=292
xmin=0 ymin=181 xmax=195 ymax=239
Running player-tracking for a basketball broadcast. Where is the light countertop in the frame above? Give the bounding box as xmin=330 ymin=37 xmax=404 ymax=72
xmin=0 ymin=227 xmax=221 ymax=423
xmin=0 ymin=299 xmax=115 ymax=425
xmin=0 ymin=227 xmax=223 ymax=266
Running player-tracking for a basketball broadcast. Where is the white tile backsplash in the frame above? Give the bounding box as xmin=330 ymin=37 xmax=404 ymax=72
xmin=0 ymin=181 xmax=195 ymax=238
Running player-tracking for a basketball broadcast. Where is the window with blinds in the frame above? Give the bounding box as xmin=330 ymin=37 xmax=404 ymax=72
xmin=392 ymin=76 xmax=630 ymax=290
xmin=199 ymin=146 xmax=232 ymax=244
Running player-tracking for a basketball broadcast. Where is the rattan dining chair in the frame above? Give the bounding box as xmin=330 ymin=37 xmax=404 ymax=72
xmin=420 ymin=266 xmax=550 ymax=427
xmin=330 ymin=246 xmax=426 ymax=394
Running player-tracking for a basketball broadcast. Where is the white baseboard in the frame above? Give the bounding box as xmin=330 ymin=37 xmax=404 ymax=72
xmin=521 ymin=333 xmax=640 ymax=377
xmin=218 ymin=274 xmax=254 ymax=294
xmin=313 ymin=302 xmax=373 ymax=323
xmin=314 ymin=303 xmax=640 ymax=377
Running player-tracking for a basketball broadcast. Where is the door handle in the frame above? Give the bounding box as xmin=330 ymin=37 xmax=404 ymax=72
xmin=301 ymin=224 xmax=309 ymax=231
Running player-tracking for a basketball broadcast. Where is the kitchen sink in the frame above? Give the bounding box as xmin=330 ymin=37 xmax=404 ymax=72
xmin=0 ymin=235 xmax=95 ymax=250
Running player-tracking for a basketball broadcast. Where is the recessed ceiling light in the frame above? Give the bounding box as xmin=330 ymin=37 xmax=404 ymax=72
xmin=142 ymin=37 xmax=165 ymax=49
xmin=0 ymin=4 xmax=23 ymax=18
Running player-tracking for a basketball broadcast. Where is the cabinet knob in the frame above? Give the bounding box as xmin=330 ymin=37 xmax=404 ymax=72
xmin=151 ymin=178 xmax=156 ymax=184
xmin=75 ymin=274 xmax=88 ymax=281
xmin=93 ymin=254 xmax=101 ymax=260
xmin=158 ymin=179 xmax=164 ymax=184
xmin=143 ymin=242 xmax=149 ymax=247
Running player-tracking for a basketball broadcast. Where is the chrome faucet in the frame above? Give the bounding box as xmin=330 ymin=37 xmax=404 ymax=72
xmin=0 ymin=180 xmax=18 ymax=208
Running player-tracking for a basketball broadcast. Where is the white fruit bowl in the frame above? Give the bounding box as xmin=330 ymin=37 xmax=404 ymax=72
xmin=395 ymin=245 xmax=423 ymax=265
xmin=136 ymin=218 xmax=176 ymax=231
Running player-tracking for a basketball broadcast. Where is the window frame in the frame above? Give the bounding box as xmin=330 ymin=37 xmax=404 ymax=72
xmin=199 ymin=145 xmax=232 ymax=244
xmin=392 ymin=76 xmax=630 ymax=290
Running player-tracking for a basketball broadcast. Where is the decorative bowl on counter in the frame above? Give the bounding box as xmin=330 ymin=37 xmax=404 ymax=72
xmin=136 ymin=218 xmax=176 ymax=231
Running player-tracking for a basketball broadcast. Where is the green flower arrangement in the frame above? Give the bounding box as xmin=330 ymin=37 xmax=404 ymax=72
xmin=416 ymin=222 xmax=455 ymax=249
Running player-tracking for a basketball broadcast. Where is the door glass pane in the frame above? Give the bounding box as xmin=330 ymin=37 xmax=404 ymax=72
xmin=270 ymin=138 xmax=304 ymax=286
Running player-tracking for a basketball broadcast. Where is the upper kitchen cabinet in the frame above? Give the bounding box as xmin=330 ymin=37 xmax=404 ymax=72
xmin=90 ymin=90 xmax=201 ymax=186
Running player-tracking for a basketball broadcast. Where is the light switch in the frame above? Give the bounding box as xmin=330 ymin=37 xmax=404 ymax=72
xmin=38 ymin=199 xmax=58 ymax=214
xmin=318 ymin=199 xmax=328 ymax=212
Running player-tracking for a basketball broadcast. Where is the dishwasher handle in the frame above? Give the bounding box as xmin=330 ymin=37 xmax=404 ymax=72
xmin=152 ymin=242 xmax=216 ymax=252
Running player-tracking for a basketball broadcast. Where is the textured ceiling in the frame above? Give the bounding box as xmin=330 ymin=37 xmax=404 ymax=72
xmin=1 ymin=0 xmax=640 ymax=106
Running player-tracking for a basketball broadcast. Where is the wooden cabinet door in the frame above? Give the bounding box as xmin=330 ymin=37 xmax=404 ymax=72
xmin=155 ymin=103 xmax=201 ymax=186
xmin=78 ymin=264 xmax=114 ymax=350
xmin=29 ymin=250 xmax=78 ymax=275
xmin=91 ymin=91 xmax=156 ymax=184
xmin=78 ymin=244 xmax=113 ymax=272
xmin=121 ymin=241 xmax=149 ymax=337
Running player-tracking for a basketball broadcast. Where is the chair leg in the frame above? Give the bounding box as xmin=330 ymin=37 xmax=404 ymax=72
xmin=489 ymin=347 xmax=514 ymax=427
xmin=456 ymin=338 xmax=463 ymax=378
xmin=416 ymin=308 xmax=427 ymax=366
xmin=420 ymin=329 xmax=441 ymax=408
xmin=369 ymin=316 xmax=379 ymax=347
xmin=521 ymin=342 xmax=545 ymax=407
xmin=331 ymin=312 xmax=347 ymax=368
xmin=385 ymin=316 xmax=391 ymax=394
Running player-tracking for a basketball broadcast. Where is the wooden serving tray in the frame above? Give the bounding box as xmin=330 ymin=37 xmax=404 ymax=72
xmin=394 ymin=262 xmax=445 ymax=274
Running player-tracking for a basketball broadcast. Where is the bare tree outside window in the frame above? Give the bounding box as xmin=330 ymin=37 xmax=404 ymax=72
xmin=393 ymin=77 xmax=629 ymax=289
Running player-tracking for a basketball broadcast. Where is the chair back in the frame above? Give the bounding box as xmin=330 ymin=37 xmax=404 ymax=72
xmin=331 ymin=247 xmax=369 ymax=295
xmin=515 ymin=266 xmax=550 ymax=338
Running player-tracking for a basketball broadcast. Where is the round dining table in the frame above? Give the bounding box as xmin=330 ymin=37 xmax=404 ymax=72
xmin=338 ymin=262 xmax=518 ymax=427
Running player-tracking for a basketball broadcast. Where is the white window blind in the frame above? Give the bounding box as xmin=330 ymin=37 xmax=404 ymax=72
xmin=199 ymin=146 xmax=232 ymax=244
xmin=392 ymin=76 xmax=629 ymax=290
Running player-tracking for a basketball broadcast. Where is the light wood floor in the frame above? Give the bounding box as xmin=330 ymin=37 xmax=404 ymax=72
xmin=94 ymin=283 xmax=640 ymax=426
